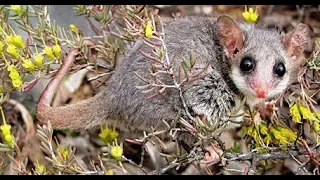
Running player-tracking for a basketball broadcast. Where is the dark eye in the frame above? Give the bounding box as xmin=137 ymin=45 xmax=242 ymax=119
xmin=274 ymin=62 xmax=286 ymax=77
xmin=240 ymin=58 xmax=254 ymax=72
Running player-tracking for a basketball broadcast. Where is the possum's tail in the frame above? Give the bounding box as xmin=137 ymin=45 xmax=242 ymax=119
xmin=36 ymin=40 xmax=108 ymax=130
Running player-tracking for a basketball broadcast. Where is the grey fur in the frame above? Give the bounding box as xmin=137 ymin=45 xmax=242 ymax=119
xmin=91 ymin=16 xmax=236 ymax=132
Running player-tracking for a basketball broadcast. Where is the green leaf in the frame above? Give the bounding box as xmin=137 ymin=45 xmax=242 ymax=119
xmin=189 ymin=53 xmax=196 ymax=68
xmin=182 ymin=59 xmax=190 ymax=76
xmin=2 ymin=8 xmax=9 ymax=22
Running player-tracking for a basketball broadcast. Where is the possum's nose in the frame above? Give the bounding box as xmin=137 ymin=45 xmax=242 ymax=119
xmin=255 ymin=89 xmax=267 ymax=98
xmin=250 ymin=82 xmax=270 ymax=99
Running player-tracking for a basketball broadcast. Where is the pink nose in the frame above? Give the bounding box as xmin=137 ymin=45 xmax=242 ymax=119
xmin=255 ymin=89 xmax=267 ymax=98
xmin=250 ymin=81 xmax=269 ymax=99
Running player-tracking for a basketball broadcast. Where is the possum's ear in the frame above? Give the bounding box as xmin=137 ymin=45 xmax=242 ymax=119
xmin=282 ymin=23 xmax=310 ymax=58
xmin=216 ymin=15 xmax=245 ymax=60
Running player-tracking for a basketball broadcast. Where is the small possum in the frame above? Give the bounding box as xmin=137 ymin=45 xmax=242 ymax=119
xmin=36 ymin=15 xmax=310 ymax=145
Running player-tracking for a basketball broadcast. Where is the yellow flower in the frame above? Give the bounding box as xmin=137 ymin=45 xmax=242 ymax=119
xmin=242 ymin=6 xmax=259 ymax=23
xmin=6 ymin=34 xmax=15 ymax=44
xmin=270 ymin=128 xmax=281 ymax=139
xmin=315 ymin=112 xmax=320 ymax=120
xmin=10 ymin=76 xmax=22 ymax=89
xmin=0 ymin=124 xmax=11 ymax=136
xmin=7 ymin=65 xmax=22 ymax=88
xmin=52 ymin=44 xmax=61 ymax=58
xmin=251 ymin=128 xmax=259 ymax=142
xmin=35 ymin=159 xmax=46 ymax=175
xmin=313 ymin=122 xmax=320 ymax=132
xmin=43 ymin=46 xmax=55 ymax=59
xmin=57 ymin=146 xmax=69 ymax=160
xmin=34 ymin=54 xmax=44 ymax=68
xmin=6 ymin=34 xmax=25 ymax=49
xmin=13 ymin=35 xmax=25 ymax=49
xmin=110 ymin=143 xmax=123 ymax=160
xmin=279 ymin=137 xmax=289 ymax=144
xmin=244 ymin=124 xmax=264 ymax=145
xmin=76 ymin=5 xmax=85 ymax=11
xmin=245 ymin=124 xmax=254 ymax=136
xmin=290 ymin=103 xmax=302 ymax=123
xmin=263 ymin=134 xmax=272 ymax=146
xmin=299 ymin=104 xmax=317 ymax=121
xmin=259 ymin=123 xmax=268 ymax=135
xmin=270 ymin=128 xmax=283 ymax=142
xmin=69 ymin=24 xmax=78 ymax=33
xmin=0 ymin=41 xmax=4 ymax=54
xmin=12 ymin=79 xmax=22 ymax=89
xmin=105 ymin=169 xmax=113 ymax=175
xmin=99 ymin=125 xmax=118 ymax=144
xmin=276 ymin=126 xmax=297 ymax=142
xmin=145 ymin=22 xmax=153 ymax=38
xmin=6 ymin=45 xmax=19 ymax=58
xmin=0 ymin=107 xmax=14 ymax=147
xmin=8 ymin=67 xmax=17 ymax=78
xmin=0 ymin=124 xmax=14 ymax=147
xmin=22 ymin=58 xmax=36 ymax=71
xmin=4 ymin=134 xmax=14 ymax=147
xmin=9 ymin=70 xmax=20 ymax=80
xmin=10 ymin=5 xmax=21 ymax=15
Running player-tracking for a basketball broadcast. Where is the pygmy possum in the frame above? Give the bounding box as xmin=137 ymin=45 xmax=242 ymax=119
xmin=36 ymin=15 xmax=310 ymax=145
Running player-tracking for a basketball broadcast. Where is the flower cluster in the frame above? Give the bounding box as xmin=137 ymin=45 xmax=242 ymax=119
xmin=7 ymin=65 xmax=22 ymax=89
xmin=2 ymin=33 xmax=25 ymax=58
xmin=0 ymin=20 xmax=63 ymax=95
xmin=99 ymin=125 xmax=123 ymax=161
xmin=0 ymin=32 xmax=25 ymax=90
xmin=22 ymin=54 xmax=44 ymax=71
xmin=43 ymin=44 xmax=61 ymax=60
xmin=290 ymin=103 xmax=320 ymax=142
xmin=243 ymin=123 xmax=297 ymax=148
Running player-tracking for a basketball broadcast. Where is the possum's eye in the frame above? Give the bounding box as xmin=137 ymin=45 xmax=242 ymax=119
xmin=274 ymin=62 xmax=286 ymax=77
xmin=240 ymin=57 xmax=254 ymax=72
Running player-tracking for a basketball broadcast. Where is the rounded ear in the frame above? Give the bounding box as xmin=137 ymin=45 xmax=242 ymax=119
xmin=282 ymin=23 xmax=310 ymax=58
xmin=216 ymin=15 xmax=245 ymax=59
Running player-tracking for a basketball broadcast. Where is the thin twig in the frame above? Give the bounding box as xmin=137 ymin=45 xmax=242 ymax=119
xmin=152 ymin=161 xmax=179 ymax=175
xmin=300 ymin=139 xmax=320 ymax=167
xmin=122 ymin=156 xmax=148 ymax=175
xmin=224 ymin=144 xmax=320 ymax=163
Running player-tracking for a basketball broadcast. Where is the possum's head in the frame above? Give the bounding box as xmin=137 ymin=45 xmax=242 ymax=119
xmin=215 ymin=15 xmax=310 ymax=107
